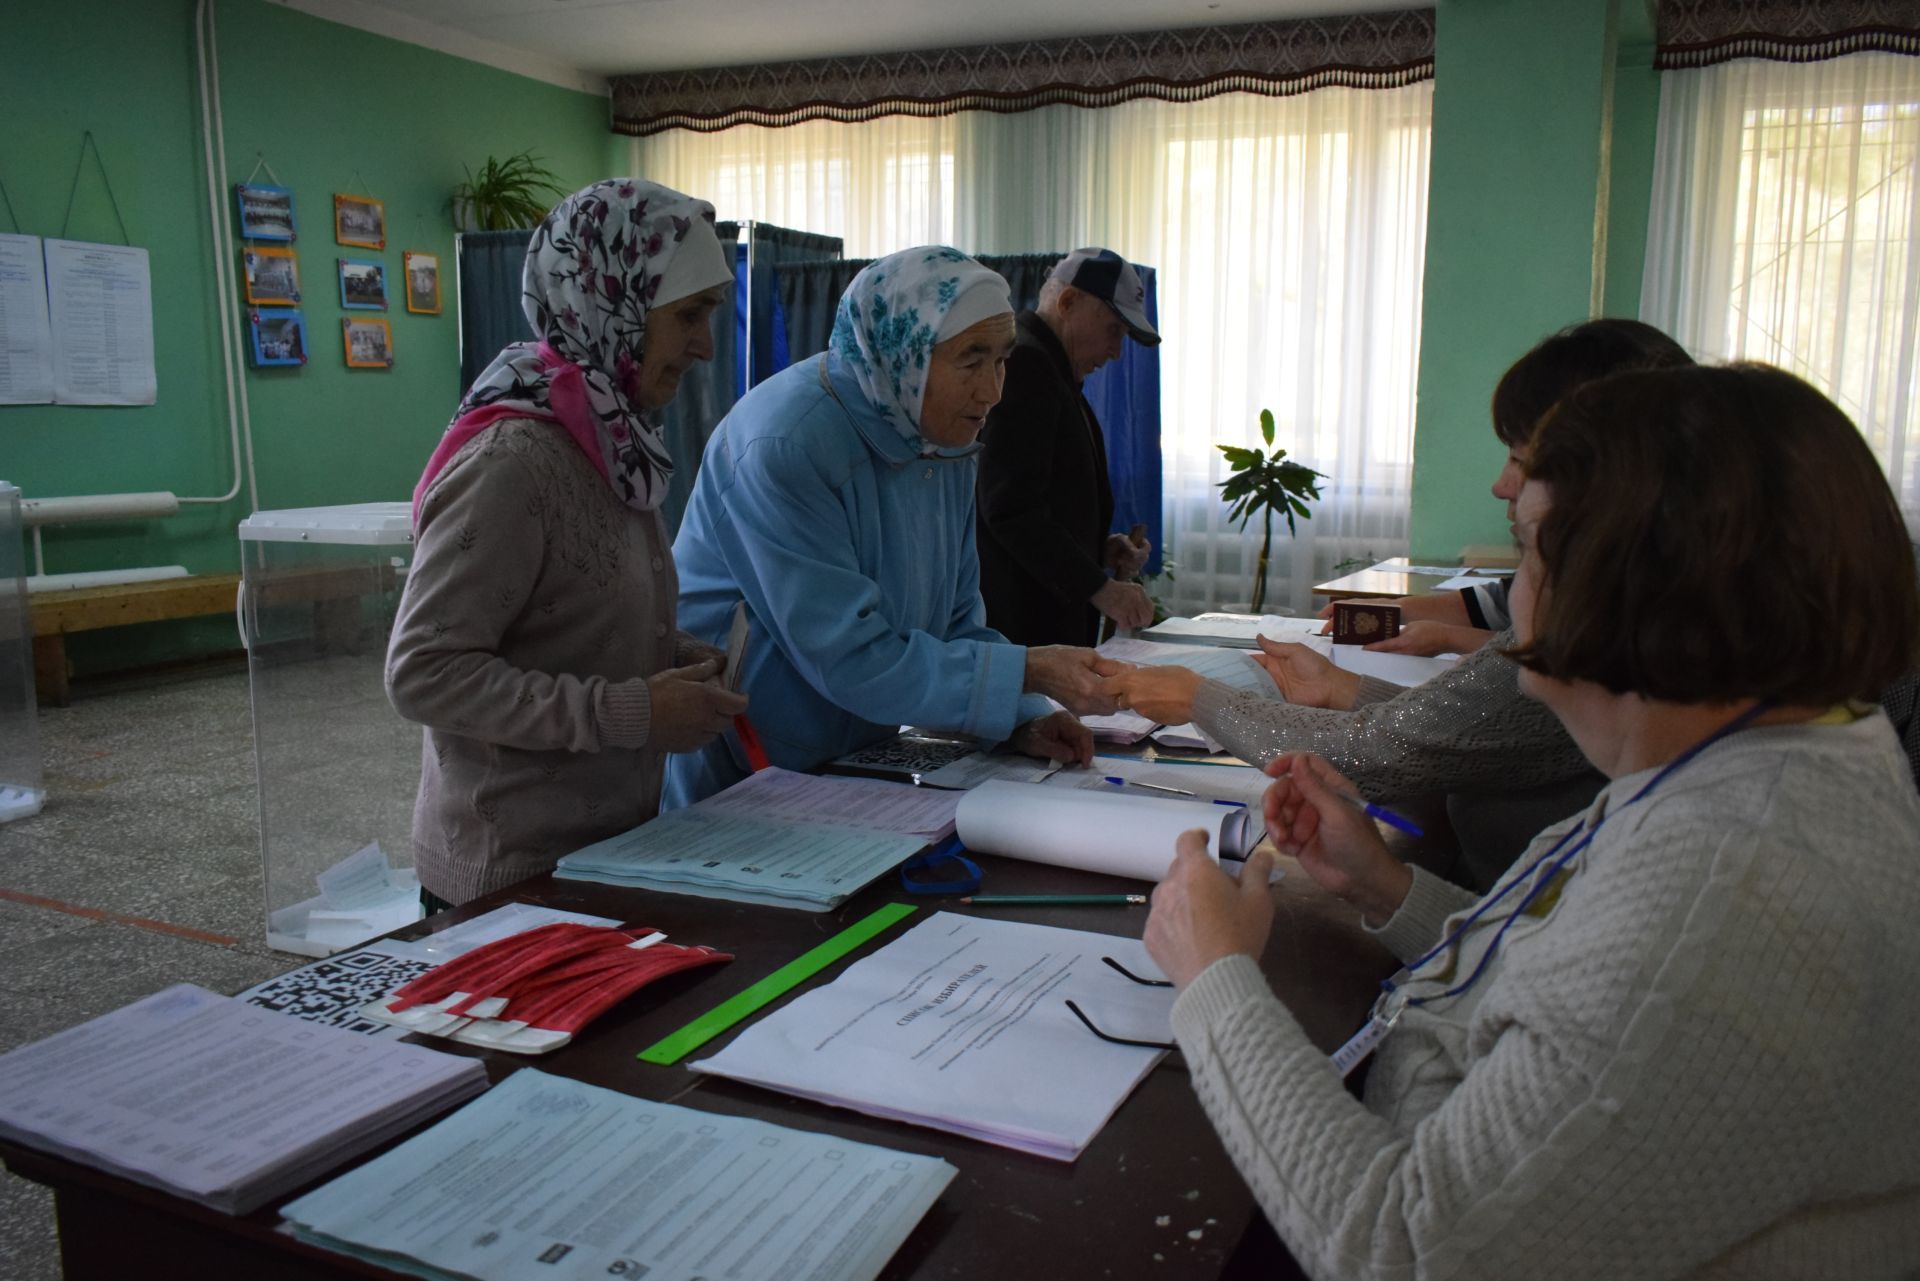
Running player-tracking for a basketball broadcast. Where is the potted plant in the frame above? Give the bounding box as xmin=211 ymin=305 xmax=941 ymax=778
xmin=1217 ymin=409 xmax=1325 ymax=614
xmin=450 ymin=152 xmax=568 ymax=231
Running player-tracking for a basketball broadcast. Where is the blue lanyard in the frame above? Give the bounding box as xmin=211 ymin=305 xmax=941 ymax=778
xmin=1385 ymin=702 xmax=1771 ymax=1012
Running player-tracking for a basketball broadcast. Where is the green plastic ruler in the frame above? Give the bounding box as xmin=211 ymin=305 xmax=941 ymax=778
xmin=637 ymin=901 xmax=917 ymax=1065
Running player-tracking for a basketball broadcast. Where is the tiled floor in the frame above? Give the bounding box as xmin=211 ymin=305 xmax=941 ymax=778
xmin=0 ymin=657 xmax=407 ymax=1279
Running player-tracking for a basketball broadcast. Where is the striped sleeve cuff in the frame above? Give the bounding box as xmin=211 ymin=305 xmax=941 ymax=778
xmin=597 ymin=677 xmax=654 ymax=750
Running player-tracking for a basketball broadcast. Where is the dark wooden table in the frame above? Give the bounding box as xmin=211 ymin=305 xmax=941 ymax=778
xmin=2 ymin=849 xmax=1394 ymax=1281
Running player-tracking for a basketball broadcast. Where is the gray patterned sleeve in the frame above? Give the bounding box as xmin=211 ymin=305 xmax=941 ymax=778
xmin=1190 ymin=630 xmax=1591 ymax=797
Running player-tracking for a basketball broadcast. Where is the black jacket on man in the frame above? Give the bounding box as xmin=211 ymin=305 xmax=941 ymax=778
xmin=976 ymin=310 xmax=1115 ymax=647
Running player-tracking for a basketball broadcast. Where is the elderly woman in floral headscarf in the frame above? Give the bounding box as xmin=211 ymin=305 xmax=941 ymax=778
xmin=665 ymin=245 xmax=1117 ymax=807
xmin=388 ymin=179 xmax=748 ymax=909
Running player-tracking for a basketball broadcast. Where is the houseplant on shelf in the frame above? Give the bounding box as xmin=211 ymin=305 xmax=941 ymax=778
xmin=1217 ymin=408 xmax=1325 ymax=614
xmin=450 ymin=152 xmax=568 ymax=231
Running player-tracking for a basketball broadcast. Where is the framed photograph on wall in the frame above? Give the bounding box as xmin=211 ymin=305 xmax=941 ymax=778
xmin=248 ymin=310 xmax=308 ymax=367
xmin=342 ymin=316 xmax=393 ymax=368
xmin=235 ymin=183 xmax=296 ymax=241
xmin=403 ymin=251 xmax=440 ymax=315
xmin=242 ymin=246 xmax=301 ymax=306
xmin=338 ymin=258 xmax=387 ymax=310
xmin=333 ymin=194 xmax=385 ymax=250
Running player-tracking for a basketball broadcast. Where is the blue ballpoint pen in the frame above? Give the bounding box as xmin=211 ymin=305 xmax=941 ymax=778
xmin=1335 ymin=790 xmax=1425 ymax=837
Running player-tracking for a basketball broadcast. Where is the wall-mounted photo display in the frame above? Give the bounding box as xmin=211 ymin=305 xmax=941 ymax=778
xmin=333 ymin=194 xmax=385 ymax=250
xmin=338 ymin=258 xmax=387 ymax=310
xmin=403 ymin=251 xmax=440 ymax=315
xmin=235 ymin=184 xmax=297 ymax=241
xmin=243 ymin=246 xmax=301 ymax=306
xmin=342 ymin=315 xmax=393 ymax=368
xmin=248 ymin=310 xmax=308 ymax=367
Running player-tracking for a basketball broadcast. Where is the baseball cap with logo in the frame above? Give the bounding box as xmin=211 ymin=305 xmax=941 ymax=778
xmin=1048 ymin=248 xmax=1161 ymax=346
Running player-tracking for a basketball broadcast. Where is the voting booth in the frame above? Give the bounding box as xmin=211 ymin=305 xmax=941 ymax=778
xmin=239 ymin=503 xmax=422 ymax=955
xmin=0 ymin=482 xmax=45 ymax=824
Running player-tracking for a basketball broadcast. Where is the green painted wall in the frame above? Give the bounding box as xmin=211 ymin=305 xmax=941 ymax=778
xmin=1406 ymin=0 xmax=1658 ymax=561
xmin=2 ymin=0 xmax=612 ymax=674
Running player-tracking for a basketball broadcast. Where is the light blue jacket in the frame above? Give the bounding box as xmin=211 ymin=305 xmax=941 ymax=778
xmin=665 ymin=351 xmax=1050 ymax=806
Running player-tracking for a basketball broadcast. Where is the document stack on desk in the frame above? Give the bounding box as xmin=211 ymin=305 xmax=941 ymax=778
xmin=282 ymin=1068 xmax=954 ymax=1281
xmin=556 ymin=767 xmax=960 ymax=911
xmin=1097 ymin=635 xmax=1282 ymax=696
xmin=693 ymin=912 xmax=1177 ymax=1160
xmin=0 ymin=984 xmax=487 ymax=1214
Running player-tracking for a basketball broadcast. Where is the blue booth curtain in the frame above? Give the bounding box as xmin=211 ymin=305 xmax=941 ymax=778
xmin=772 ymin=254 xmax=1163 ymax=570
xmin=746 ymin=223 xmax=843 ymax=388
xmin=455 ymin=229 xmax=535 ymax=393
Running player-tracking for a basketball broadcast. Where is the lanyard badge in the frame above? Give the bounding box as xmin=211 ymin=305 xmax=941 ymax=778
xmin=1331 ymin=984 xmax=1407 ymax=1079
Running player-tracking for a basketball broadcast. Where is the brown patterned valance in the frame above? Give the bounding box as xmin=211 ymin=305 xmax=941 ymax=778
xmin=1657 ymin=0 xmax=1920 ymax=68
xmin=610 ymin=12 xmax=1435 ymax=136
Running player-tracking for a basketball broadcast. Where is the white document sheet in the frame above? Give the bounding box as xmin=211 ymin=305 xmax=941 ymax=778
xmin=1055 ymin=755 xmax=1270 ymax=807
xmin=694 ymin=765 xmax=960 ymax=838
xmin=693 ymin=912 xmax=1176 ymax=1160
xmin=1152 ymin=721 xmax=1225 ymax=752
xmin=0 ymin=233 xmax=54 ymax=404
xmin=1098 ymin=636 xmax=1280 ymax=696
xmin=282 ymin=1068 xmax=954 ymax=1281
xmin=0 ymin=984 xmax=486 ymax=1214
xmin=44 ymin=238 xmax=155 ymax=405
xmin=1075 ymin=708 xmax=1158 ymax=742
xmin=1329 ymin=646 xmax=1461 ymax=688
xmin=919 ymin=751 xmax=1063 ymax=789
xmin=954 ymin=779 xmax=1262 ymax=880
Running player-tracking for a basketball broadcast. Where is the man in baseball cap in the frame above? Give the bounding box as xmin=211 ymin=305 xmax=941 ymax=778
xmin=976 ymin=248 xmax=1160 ymax=647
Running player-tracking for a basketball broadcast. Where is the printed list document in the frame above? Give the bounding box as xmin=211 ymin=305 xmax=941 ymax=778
xmin=44 ymin=238 xmax=155 ymax=405
xmin=0 ymin=233 xmax=54 ymax=404
xmin=282 ymin=1068 xmax=954 ymax=1281
xmin=693 ymin=912 xmax=1177 ymax=1160
xmin=0 ymin=984 xmax=487 ymax=1213
xmin=556 ymin=769 xmax=940 ymax=911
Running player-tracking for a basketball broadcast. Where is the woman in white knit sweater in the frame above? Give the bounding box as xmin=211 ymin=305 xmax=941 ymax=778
xmin=1146 ymin=364 xmax=1920 ymax=1279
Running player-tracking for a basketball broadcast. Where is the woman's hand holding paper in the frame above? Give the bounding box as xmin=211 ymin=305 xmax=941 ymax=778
xmin=1249 ymin=638 xmax=1362 ymax=710
xmin=1100 ymin=663 xmax=1201 ymax=723
xmin=1144 ymin=832 xmax=1277 ymax=988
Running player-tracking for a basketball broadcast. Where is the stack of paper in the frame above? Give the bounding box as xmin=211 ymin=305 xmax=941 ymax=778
xmin=557 ymin=768 xmax=959 ymax=910
xmin=1139 ymin=612 xmax=1309 ymax=648
xmin=284 ymin=1069 xmax=953 ymax=1281
xmin=693 ymin=913 xmax=1177 ymax=1161
xmin=0 ymin=984 xmax=487 ymax=1214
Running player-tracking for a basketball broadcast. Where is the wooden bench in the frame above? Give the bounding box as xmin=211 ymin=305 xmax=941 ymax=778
xmin=29 ymin=574 xmax=243 ymax=707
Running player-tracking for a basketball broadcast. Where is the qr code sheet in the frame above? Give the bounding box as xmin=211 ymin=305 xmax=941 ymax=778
xmin=240 ymin=947 xmax=434 ymax=1036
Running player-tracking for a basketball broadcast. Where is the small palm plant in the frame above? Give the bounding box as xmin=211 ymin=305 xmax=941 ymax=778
xmin=1217 ymin=409 xmax=1325 ymax=613
xmin=450 ymin=152 xmax=568 ymax=231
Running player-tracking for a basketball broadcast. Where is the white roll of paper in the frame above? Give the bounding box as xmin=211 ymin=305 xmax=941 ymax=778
xmin=954 ymin=780 xmax=1260 ymax=883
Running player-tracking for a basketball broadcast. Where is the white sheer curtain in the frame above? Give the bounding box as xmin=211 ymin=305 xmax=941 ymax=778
xmin=636 ymin=84 xmax=1433 ymax=616
xmin=1643 ymin=53 xmax=1920 ymax=526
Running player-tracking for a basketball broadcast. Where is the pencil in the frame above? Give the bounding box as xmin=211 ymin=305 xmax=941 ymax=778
xmin=959 ymin=894 xmax=1147 ymax=906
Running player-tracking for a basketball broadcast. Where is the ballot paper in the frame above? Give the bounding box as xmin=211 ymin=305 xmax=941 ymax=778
xmin=0 ymin=984 xmax=486 ymax=1214
xmin=556 ymin=769 xmax=945 ymax=910
xmin=919 ymin=751 xmax=1064 ymax=789
xmin=1098 ymin=636 xmax=1280 ymax=696
xmin=1076 ymin=708 xmax=1159 ymax=743
xmin=1152 ymin=721 xmax=1226 ymax=752
xmin=1329 ymin=646 xmax=1461 ymax=688
xmin=693 ymin=912 xmax=1177 ymax=1161
xmin=282 ymin=1069 xmax=954 ymax=1281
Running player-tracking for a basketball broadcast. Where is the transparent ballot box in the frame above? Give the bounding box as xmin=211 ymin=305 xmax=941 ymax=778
xmin=0 ymin=482 xmax=45 ymax=823
xmin=239 ymin=503 xmax=423 ymax=956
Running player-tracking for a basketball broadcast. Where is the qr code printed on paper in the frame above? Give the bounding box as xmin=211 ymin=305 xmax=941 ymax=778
xmin=239 ymin=947 xmax=434 ymax=1036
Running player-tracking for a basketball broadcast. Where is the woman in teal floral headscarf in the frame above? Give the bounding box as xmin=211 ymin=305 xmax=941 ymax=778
xmin=665 ymin=245 xmax=1115 ymax=806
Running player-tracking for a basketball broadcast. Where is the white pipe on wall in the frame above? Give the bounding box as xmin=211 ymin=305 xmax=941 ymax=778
xmin=20 ymin=492 xmax=182 ymax=526
xmin=27 ymin=566 xmax=191 ymax=594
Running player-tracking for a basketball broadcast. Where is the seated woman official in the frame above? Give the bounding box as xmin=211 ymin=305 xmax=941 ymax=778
xmin=1106 ymin=320 xmax=1693 ymax=883
xmin=1145 ymin=364 xmax=1920 ymax=1279
xmin=387 ymin=180 xmax=747 ymax=908
xmin=665 ymin=247 xmax=1114 ymax=806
